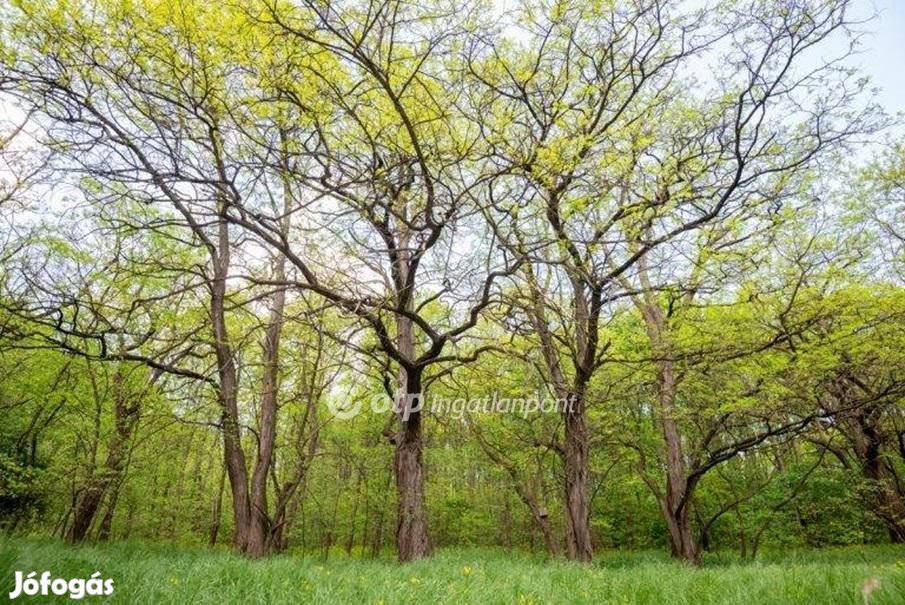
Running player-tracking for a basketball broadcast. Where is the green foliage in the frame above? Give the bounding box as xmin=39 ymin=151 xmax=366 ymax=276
xmin=0 ymin=452 xmax=50 ymax=524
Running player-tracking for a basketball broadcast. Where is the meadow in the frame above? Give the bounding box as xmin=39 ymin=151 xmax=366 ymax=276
xmin=2 ymin=539 xmax=904 ymax=604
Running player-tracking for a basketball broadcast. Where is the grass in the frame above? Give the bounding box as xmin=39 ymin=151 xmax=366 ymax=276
xmin=1 ymin=538 xmax=904 ymax=604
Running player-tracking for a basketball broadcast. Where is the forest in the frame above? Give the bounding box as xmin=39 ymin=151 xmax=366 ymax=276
xmin=1 ymin=0 xmax=904 ymax=603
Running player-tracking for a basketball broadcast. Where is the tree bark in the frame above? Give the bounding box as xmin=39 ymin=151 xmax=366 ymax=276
xmin=95 ymin=476 xmax=122 ymax=541
xmin=641 ymin=300 xmax=700 ymax=565
xmin=246 ymin=255 xmax=288 ymax=557
xmin=525 ymin=267 xmax=595 ymax=561
xmin=562 ymin=395 xmax=592 ymax=562
xmin=847 ymin=408 xmax=905 ymax=542
xmin=211 ymin=206 xmax=252 ymax=553
xmin=67 ymin=369 xmax=139 ymax=543
xmin=394 ymin=361 xmax=431 ymax=561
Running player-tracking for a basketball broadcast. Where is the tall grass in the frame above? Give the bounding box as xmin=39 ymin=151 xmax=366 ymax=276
xmin=1 ymin=538 xmax=903 ymax=604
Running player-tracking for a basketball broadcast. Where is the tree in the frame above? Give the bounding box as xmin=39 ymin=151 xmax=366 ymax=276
xmin=470 ymin=0 xmax=875 ymax=561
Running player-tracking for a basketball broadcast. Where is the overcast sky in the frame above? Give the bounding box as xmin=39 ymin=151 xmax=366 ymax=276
xmin=851 ymin=0 xmax=905 ymax=117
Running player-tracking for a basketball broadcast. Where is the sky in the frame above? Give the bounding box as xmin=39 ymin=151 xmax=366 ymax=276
xmin=847 ymin=0 xmax=905 ymax=118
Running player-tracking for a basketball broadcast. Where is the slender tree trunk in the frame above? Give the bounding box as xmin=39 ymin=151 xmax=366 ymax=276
xmin=372 ymin=468 xmax=392 ymax=557
xmin=526 ymin=266 xmax=596 ymax=562
xmin=211 ymin=207 xmax=252 ymax=553
xmin=246 ymin=270 xmax=287 ymax=557
xmin=641 ymin=300 xmax=700 ymax=565
xmin=535 ymin=508 xmax=558 ymax=556
xmin=209 ymin=462 xmax=227 ymax=547
xmin=247 ymin=166 xmax=292 ymax=557
xmin=471 ymin=420 xmax=560 ymax=556
xmin=346 ymin=470 xmax=363 ymax=554
xmin=659 ymin=373 xmax=699 ymax=564
xmin=67 ymin=370 xmax=139 ymax=543
xmin=95 ymin=478 xmax=122 ymax=541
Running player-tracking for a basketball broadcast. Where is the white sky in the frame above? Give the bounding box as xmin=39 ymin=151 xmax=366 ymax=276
xmin=850 ymin=0 xmax=905 ymax=118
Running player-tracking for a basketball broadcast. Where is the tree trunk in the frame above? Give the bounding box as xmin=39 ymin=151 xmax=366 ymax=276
xmin=830 ymin=395 xmax=905 ymax=544
xmin=562 ymin=395 xmax=592 ymax=562
xmin=662 ymin=497 xmax=699 ymax=564
xmin=246 ymin=278 xmax=287 ymax=557
xmin=854 ymin=416 xmax=905 ymax=542
xmin=346 ymin=470 xmax=363 ymax=554
xmin=67 ymin=370 xmax=139 ymax=543
xmin=246 ymin=172 xmax=292 ymax=557
xmin=211 ymin=208 xmax=252 ymax=553
xmin=95 ymin=477 xmax=122 ymax=541
xmin=67 ymin=484 xmax=106 ymax=543
xmin=641 ymin=300 xmax=700 ymax=565
xmin=537 ymin=509 xmax=559 ymax=556
xmin=525 ymin=266 xmax=597 ymax=562
xmin=471 ymin=420 xmax=560 ymax=556
xmin=209 ymin=462 xmax=227 ymax=547
xmin=658 ymin=366 xmax=700 ymax=565
xmin=394 ymin=356 xmax=431 ymax=562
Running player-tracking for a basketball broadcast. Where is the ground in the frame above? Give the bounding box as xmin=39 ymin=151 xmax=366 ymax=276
xmin=1 ymin=539 xmax=904 ymax=604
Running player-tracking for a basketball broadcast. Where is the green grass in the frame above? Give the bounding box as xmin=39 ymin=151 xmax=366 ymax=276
xmin=1 ymin=538 xmax=904 ymax=604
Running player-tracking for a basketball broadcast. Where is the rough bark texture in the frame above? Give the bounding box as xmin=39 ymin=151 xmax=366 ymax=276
xmin=524 ymin=267 xmax=596 ymax=561
xmin=211 ymin=206 xmax=252 ymax=553
xmin=67 ymin=370 xmax=139 ymax=543
xmin=246 ymin=249 xmax=288 ymax=558
xmin=843 ymin=405 xmax=905 ymax=543
xmin=641 ymin=300 xmax=700 ymax=565
xmin=563 ymin=396 xmax=592 ymax=562
xmin=393 ymin=315 xmax=431 ymax=562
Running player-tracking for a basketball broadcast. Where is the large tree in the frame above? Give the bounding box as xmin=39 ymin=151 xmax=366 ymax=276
xmin=469 ymin=0 xmax=875 ymax=561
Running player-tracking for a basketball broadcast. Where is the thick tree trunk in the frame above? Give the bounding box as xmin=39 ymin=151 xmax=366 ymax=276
xmin=662 ymin=496 xmax=699 ymax=564
xmin=393 ymin=317 xmax=431 ymax=562
xmin=563 ymin=396 xmax=592 ymax=562
xmin=394 ymin=425 xmax=430 ymax=561
xmin=826 ymin=392 xmax=905 ymax=544
xmin=388 ymin=218 xmax=432 ymax=564
xmin=853 ymin=416 xmax=905 ymax=542
xmin=68 ymin=484 xmax=106 ymax=543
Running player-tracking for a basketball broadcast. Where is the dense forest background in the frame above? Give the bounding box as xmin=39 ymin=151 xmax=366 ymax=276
xmin=1 ymin=0 xmax=904 ymax=568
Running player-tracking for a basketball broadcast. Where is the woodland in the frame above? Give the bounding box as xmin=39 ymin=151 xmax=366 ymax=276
xmin=0 ymin=0 xmax=904 ymax=582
